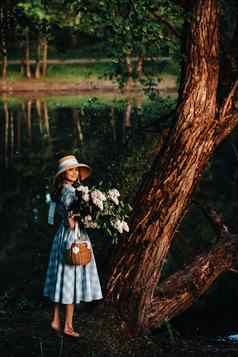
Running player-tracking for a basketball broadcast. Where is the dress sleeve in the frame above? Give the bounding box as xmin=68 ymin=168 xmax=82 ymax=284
xmin=59 ymin=185 xmax=77 ymax=214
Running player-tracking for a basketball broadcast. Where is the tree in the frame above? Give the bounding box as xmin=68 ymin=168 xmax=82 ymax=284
xmin=78 ymin=0 xmax=183 ymax=88
xmin=0 ymin=2 xmax=17 ymax=79
xmin=105 ymin=0 xmax=238 ymax=335
xmin=17 ymin=0 xmax=55 ymax=78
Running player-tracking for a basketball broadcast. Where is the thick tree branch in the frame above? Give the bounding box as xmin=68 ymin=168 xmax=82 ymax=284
xmin=216 ymin=111 xmax=238 ymax=146
xmin=215 ymin=79 xmax=238 ymax=146
xmin=144 ymin=210 xmax=238 ymax=330
xmin=192 ymin=201 xmax=230 ymax=238
xmin=219 ymin=79 xmax=238 ymax=119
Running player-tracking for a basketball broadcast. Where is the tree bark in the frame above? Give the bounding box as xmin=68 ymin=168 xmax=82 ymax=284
xmin=72 ymin=108 xmax=84 ymax=146
xmin=147 ymin=235 xmax=238 ymax=329
xmin=0 ymin=6 xmax=8 ymax=79
xmin=35 ymin=38 xmax=43 ymax=79
xmin=106 ymin=0 xmax=238 ymax=335
xmin=2 ymin=52 xmax=7 ymax=79
xmin=24 ymin=30 xmax=32 ymax=79
xmin=136 ymin=54 xmax=144 ymax=80
xmin=125 ymin=49 xmax=133 ymax=90
xmin=42 ymin=38 xmax=48 ymax=77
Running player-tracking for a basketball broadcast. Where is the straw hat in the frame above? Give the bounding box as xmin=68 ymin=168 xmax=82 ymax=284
xmin=55 ymin=155 xmax=91 ymax=181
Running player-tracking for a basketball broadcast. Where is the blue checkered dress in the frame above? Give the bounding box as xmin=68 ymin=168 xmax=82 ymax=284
xmin=43 ymin=184 xmax=103 ymax=304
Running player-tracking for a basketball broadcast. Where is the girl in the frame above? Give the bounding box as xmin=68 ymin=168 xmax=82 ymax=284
xmin=43 ymin=155 xmax=103 ymax=337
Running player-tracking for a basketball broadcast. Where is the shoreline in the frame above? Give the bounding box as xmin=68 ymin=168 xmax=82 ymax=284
xmin=0 ymin=75 xmax=177 ymax=95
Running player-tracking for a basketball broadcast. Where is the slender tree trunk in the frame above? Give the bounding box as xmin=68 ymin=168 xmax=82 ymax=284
xmin=0 ymin=6 xmax=7 ymax=79
xmin=20 ymin=30 xmax=32 ymax=78
xmin=35 ymin=38 xmax=42 ymax=79
xmin=72 ymin=108 xmax=84 ymax=145
xmin=125 ymin=49 xmax=133 ymax=90
xmin=42 ymin=38 xmax=48 ymax=77
xmin=106 ymin=0 xmax=227 ymax=334
xmin=122 ymin=98 xmax=132 ymax=144
xmin=25 ymin=30 xmax=32 ymax=79
xmin=136 ymin=54 xmax=144 ymax=81
xmin=2 ymin=52 xmax=7 ymax=79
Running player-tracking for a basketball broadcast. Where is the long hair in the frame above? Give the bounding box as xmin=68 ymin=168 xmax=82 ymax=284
xmin=51 ymin=174 xmax=65 ymax=202
xmin=51 ymin=169 xmax=81 ymax=202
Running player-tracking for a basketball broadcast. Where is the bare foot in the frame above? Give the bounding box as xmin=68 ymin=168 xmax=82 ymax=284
xmin=64 ymin=327 xmax=80 ymax=338
xmin=51 ymin=321 xmax=61 ymax=333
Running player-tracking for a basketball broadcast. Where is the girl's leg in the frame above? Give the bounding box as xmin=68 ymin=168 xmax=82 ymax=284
xmin=51 ymin=303 xmax=61 ymax=331
xmin=64 ymin=304 xmax=80 ymax=337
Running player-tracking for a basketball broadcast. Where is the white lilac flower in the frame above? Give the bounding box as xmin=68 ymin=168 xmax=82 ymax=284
xmin=90 ymin=222 xmax=98 ymax=229
xmin=109 ymin=188 xmax=120 ymax=197
xmin=108 ymin=189 xmax=120 ymax=205
xmin=91 ymin=189 xmax=106 ymax=202
xmin=112 ymin=219 xmax=124 ymax=234
xmin=76 ymin=185 xmax=90 ymax=202
xmin=83 ymin=215 xmax=98 ymax=229
xmin=91 ymin=190 xmax=106 ymax=210
xmin=83 ymin=214 xmax=92 ymax=225
xmin=122 ymin=221 xmax=129 ymax=232
xmin=77 ymin=185 xmax=89 ymax=194
xmin=82 ymin=193 xmax=90 ymax=202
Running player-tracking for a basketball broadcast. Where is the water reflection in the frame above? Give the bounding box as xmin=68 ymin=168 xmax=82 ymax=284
xmin=0 ymin=92 xmax=167 ymax=297
xmin=0 ymin=93 xmax=167 ymax=234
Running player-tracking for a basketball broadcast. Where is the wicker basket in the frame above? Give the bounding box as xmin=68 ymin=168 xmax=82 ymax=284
xmin=65 ymin=221 xmax=92 ymax=266
xmin=65 ymin=241 xmax=92 ymax=266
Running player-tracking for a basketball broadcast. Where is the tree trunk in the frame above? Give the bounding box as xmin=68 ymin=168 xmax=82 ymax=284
xmin=42 ymin=38 xmax=48 ymax=77
xmin=106 ymin=0 xmax=232 ymax=334
xmin=24 ymin=30 xmax=32 ymax=79
xmin=2 ymin=53 xmax=7 ymax=79
xmin=35 ymin=38 xmax=42 ymax=79
xmin=0 ymin=6 xmax=7 ymax=79
xmin=148 ymin=229 xmax=238 ymax=329
xmin=122 ymin=99 xmax=132 ymax=143
xmin=125 ymin=49 xmax=133 ymax=90
xmin=136 ymin=54 xmax=144 ymax=80
xmin=72 ymin=108 xmax=84 ymax=146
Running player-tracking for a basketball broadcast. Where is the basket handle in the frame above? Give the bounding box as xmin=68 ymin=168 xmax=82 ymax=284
xmin=74 ymin=220 xmax=81 ymax=242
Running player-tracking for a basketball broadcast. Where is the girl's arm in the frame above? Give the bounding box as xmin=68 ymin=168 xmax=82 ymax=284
xmin=67 ymin=215 xmax=76 ymax=230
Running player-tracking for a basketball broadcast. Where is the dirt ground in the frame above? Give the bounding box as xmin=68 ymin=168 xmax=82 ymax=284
xmin=0 ymin=75 xmax=177 ymax=94
xmin=1 ymin=300 xmax=238 ymax=357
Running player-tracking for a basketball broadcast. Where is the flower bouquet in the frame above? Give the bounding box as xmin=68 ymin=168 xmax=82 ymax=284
xmin=69 ymin=185 xmax=131 ymax=242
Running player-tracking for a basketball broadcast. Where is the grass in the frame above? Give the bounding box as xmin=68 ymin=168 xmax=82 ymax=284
xmin=2 ymin=58 xmax=180 ymax=82
xmin=46 ymin=63 xmax=113 ymax=80
xmin=0 ymin=92 xmax=174 ymax=110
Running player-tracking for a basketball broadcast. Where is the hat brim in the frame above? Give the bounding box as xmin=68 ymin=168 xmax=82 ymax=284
xmin=55 ymin=163 xmax=91 ymax=181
